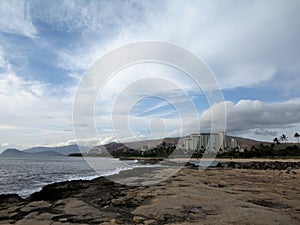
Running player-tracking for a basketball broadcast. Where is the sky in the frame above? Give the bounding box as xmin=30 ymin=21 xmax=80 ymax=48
xmin=0 ymin=0 xmax=300 ymax=151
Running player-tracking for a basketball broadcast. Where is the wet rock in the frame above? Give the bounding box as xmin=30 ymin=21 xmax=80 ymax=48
xmin=0 ymin=194 xmax=23 ymax=205
xmin=28 ymin=179 xmax=92 ymax=202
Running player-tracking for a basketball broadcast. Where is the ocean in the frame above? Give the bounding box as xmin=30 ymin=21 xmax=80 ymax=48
xmin=0 ymin=156 xmax=145 ymax=198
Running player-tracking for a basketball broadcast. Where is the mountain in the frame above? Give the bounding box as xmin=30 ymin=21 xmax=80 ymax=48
xmin=1 ymin=136 xmax=271 ymax=158
xmin=0 ymin=148 xmax=28 ymax=157
xmin=0 ymin=149 xmax=62 ymax=157
xmin=88 ymin=137 xmax=179 ymax=155
xmin=87 ymin=135 xmax=271 ymax=155
xmin=228 ymin=136 xmax=271 ymax=149
xmin=23 ymin=144 xmax=88 ymax=155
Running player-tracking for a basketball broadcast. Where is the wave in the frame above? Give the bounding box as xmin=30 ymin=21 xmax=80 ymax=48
xmin=0 ymin=158 xmax=164 ymax=198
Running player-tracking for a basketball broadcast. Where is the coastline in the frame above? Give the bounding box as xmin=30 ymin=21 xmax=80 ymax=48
xmin=169 ymin=158 xmax=300 ymax=162
xmin=1 ymin=160 xmax=300 ymax=224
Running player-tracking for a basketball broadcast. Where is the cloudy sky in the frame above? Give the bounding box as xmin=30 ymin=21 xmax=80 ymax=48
xmin=0 ymin=0 xmax=300 ymax=151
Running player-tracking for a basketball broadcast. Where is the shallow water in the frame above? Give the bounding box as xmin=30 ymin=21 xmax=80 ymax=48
xmin=0 ymin=156 xmax=140 ymax=197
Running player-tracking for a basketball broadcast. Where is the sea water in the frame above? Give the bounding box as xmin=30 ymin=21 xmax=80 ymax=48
xmin=0 ymin=156 xmax=142 ymax=198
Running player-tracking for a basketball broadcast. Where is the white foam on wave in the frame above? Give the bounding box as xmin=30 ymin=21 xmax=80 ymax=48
xmin=17 ymin=187 xmax=43 ymax=198
xmin=4 ymin=159 xmax=163 ymax=198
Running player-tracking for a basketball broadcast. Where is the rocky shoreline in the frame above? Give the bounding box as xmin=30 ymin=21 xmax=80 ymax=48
xmin=1 ymin=161 xmax=300 ymax=224
xmin=216 ymin=160 xmax=300 ymax=171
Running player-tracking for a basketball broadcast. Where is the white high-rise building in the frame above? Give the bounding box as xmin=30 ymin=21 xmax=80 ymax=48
xmin=181 ymin=132 xmax=229 ymax=151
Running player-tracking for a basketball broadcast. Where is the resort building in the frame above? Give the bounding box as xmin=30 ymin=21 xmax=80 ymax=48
xmin=180 ymin=132 xmax=237 ymax=152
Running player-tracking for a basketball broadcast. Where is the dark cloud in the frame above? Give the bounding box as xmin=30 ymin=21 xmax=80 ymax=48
xmin=254 ymin=129 xmax=277 ymax=137
xmin=200 ymin=100 xmax=300 ymax=133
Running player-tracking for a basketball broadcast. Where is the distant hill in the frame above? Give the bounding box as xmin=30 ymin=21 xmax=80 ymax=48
xmin=87 ymin=135 xmax=271 ymax=155
xmin=0 ymin=148 xmax=28 ymax=157
xmin=228 ymin=136 xmax=271 ymax=149
xmin=1 ymin=136 xmax=271 ymax=158
xmin=0 ymin=148 xmax=62 ymax=157
xmin=23 ymin=144 xmax=88 ymax=155
xmin=88 ymin=137 xmax=179 ymax=155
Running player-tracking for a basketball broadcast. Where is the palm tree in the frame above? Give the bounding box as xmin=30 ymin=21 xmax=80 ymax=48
xmin=280 ymin=134 xmax=288 ymax=143
xmin=294 ymin=133 xmax=300 ymax=144
xmin=273 ymin=137 xmax=280 ymax=144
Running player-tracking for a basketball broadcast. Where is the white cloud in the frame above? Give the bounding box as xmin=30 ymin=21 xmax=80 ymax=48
xmin=53 ymin=0 xmax=300 ymax=91
xmin=1 ymin=1 xmax=300 ymax=148
xmin=1 ymin=142 xmax=8 ymax=147
xmin=0 ymin=47 xmax=12 ymax=73
xmin=0 ymin=125 xmax=18 ymax=130
xmin=43 ymin=136 xmax=116 ymax=148
xmin=0 ymin=73 xmax=75 ymax=150
xmin=2 ymin=0 xmax=299 ymax=90
xmin=221 ymin=64 xmax=277 ymax=89
xmin=30 ymin=0 xmax=153 ymax=34
xmin=0 ymin=0 xmax=37 ymax=38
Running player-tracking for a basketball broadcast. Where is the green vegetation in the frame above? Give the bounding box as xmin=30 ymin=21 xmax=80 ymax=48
xmin=294 ymin=132 xmax=300 ymax=143
xmin=279 ymin=134 xmax=288 ymax=143
xmin=217 ymin=144 xmax=300 ymax=158
xmin=111 ymin=141 xmax=177 ymax=158
xmin=111 ymin=141 xmax=300 ymax=159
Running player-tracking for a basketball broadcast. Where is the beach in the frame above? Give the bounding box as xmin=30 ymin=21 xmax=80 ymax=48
xmin=0 ymin=161 xmax=300 ymax=225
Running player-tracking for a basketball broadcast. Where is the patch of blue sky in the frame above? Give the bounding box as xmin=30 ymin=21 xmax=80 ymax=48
xmin=130 ymin=96 xmax=179 ymax=118
xmin=223 ymin=72 xmax=300 ymax=104
xmin=129 ymin=93 xmax=209 ymax=119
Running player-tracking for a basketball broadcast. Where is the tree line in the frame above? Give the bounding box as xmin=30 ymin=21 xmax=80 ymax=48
xmin=273 ymin=133 xmax=300 ymax=144
xmin=111 ymin=141 xmax=300 ymax=159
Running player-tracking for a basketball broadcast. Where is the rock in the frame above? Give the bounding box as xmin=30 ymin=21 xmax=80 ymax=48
xmin=15 ymin=219 xmax=51 ymax=225
xmin=109 ymin=218 xmax=116 ymax=224
xmin=143 ymin=219 xmax=156 ymax=225
xmin=0 ymin=194 xmax=23 ymax=205
xmin=35 ymin=213 xmax=55 ymax=220
xmin=28 ymin=179 xmax=92 ymax=202
xmin=1 ymin=166 xmax=300 ymax=225
xmin=20 ymin=201 xmax=51 ymax=212
xmin=111 ymin=197 xmax=126 ymax=205
xmin=8 ymin=211 xmax=19 ymax=218
xmin=133 ymin=216 xmax=146 ymax=222
xmin=0 ymin=220 xmax=15 ymax=225
xmin=99 ymin=219 xmax=119 ymax=225
xmin=217 ymin=161 xmax=300 ymax=170
xmin=58 ymin=218 xmax=68 ymax=222
xmin=63 ymin=198 xmax=103 ymax=219
xmin=24 ymin=212 xmax=38 ymax=218
xmin=189 ymin=208 xmax=200 ymax=213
